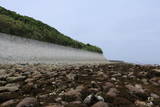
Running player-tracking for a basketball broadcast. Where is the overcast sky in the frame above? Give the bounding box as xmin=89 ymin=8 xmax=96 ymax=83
xmin=0 ymin=0 xmax=160 ymax=64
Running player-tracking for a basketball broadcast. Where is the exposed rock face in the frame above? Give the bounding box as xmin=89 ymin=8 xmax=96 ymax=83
xmin=0 ymin=63 xmax=159 ymax=106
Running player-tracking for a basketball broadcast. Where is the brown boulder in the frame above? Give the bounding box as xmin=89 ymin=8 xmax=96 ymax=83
xmin=1 ymin=99 xmax=18 ymax=107
xmin=103 ymin=82 xmax=114 ymax=91
xmin=45 ymin=105 xmax=63 ymax=107
xmin=64 ymin=103 xmax=87 ymax=107
xmin=106 ymin=88 xmax=119 ymax=97
xmin=125 ymin=84 xmax=145 ymax=94
xmin=91 ymin=101 xmax=109 ymax=107
xmin=16 ymin=97 xmax=38 ymax=107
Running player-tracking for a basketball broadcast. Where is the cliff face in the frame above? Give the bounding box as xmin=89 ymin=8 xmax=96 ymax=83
xmin=0 ymin=6 xmax=103 ymax=53
xmin=0 ymin=33 xmax=107 ymax=64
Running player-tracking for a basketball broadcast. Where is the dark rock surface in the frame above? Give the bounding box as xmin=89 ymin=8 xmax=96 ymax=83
xmin=0 ymin=63 xmax=159 ymax=107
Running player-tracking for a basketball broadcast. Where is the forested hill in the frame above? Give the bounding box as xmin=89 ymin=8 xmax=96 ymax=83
xmin=0 ymin=6 xmax=103 ymax=53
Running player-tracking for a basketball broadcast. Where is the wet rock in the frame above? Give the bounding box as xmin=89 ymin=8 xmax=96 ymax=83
xmin=16 ymin=97 xmax=38 ymax=107
xmin=0 ymin=81 xmax=7 ymax=86
xmin=111 ymin=77 xmax=116 ymax=81
xmin=25 ymin=78 xmax=34 ymax=83
xmin=128 ymin=72 xmax=134 ymax=76
xmin=91 ymin=101 xmax=109 ymax=107
xmin=0 ymin=92 xmax=18 ymax=103
xmin=112 ymin=73 xmax=122 ymax=77
xmin=97 ymin=71 xmax=108 ymax=80
xmin=135 ymin=100 xmax=146 ymax=106
xmin=1 ymin=99 xmax=18 ymax=107
xmin=103 ymin=82 xmax=114 ymax=91
xmin=64 ymin=88 xmax=80 ymax=97
xmin=66 ymin=73 xmax=76 ymax=80
xmin=22 ymin=71 xmax=31 ymax=76
xmin=76 ymin=85 xmax=85 ymax=91
xmin=113 ymin=97 xmax=135 ymax=106
xmin=70 ymin=101 xmax=81 ymax=104
xmin=152 ymin=99 xmax=160 ymax=106
xmin=0 ymin=69 xmax=6 ymax=75
xmin=88 ymin=88 xmax=99 ymax=94
xmin=106 ymin=88 xmax=119 ymax=97
xmin=137 ymin=72 xmax=148 ymax=78
xmin=64 ymin=103 xmax=87 ymax=107
xmin=141 ymin=78 xmax=149 ymax=85
xmin=91 ymin=81 xmax=99 ymax=88
xmin=39 ymin=94 xmax=48 ymax=99
xmin=149 ymin=77 xmax=160 ymax=85
xmin=15 ymin=68 xmax=24 ymax=72
xmin=63 ymin=86 xmax=84 ymax=101
xmin=126 ymin=84 xmax=145 ymax=94
xmin=5 ymin=83 xmax=20 ymax=87
xmin=83 ymin=94 xmax=104 ymax=106
xmin=0 ymin=74 xmax=10 ymax=80
xmin=55 ymin=97 xmax=62 ymax=102
xmin=7 ymin=76 xmax=26 ymax=83
xmin=151 ymin=69 xmax=160 ymax=76
xmin=150 ymin=93 xmax=160 ymax=99
xmin=122 ymin=75 xmax=127 ymax=78
xmin=0 ymin=86 xmax=19 ymax=92
xmin=45 ymin=104 xmax=63 ymax=107
xmin=32 ymin=72 xmax=42 ymax=79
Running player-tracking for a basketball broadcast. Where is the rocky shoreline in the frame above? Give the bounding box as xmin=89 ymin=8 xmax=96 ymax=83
xmin=0 ymin=63 xmax=160 ymax=107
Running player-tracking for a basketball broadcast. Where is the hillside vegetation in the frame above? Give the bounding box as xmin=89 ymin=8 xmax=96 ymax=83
xmin=0 ymin=6 xmax=103 ymax=53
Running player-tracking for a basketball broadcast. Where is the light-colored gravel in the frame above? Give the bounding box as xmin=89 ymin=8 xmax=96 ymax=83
xmin=0 ymin=33 xmax=107 ymax=64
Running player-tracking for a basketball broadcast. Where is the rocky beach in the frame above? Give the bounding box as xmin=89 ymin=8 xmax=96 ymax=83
xmin=0 ymin=63 xmax=160 ymax=107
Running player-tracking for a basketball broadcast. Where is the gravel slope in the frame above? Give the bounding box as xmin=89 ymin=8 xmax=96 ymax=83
xmin=0 ymin=33 xmax=107 ymax=64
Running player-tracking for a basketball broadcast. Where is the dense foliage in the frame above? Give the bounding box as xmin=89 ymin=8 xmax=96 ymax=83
xmin=0 ymin=6 xmax=103 ymax=53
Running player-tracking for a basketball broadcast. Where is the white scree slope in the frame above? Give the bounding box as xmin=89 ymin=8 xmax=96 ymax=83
xmin=0 ymin=33 xmax=107 ymax=64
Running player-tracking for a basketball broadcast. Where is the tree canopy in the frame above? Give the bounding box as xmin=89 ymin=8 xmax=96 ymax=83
xmin=0 ymin=6 xmax=103 ymax=53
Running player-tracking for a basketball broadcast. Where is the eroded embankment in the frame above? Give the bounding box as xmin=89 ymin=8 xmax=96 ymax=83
xmin=0 ymin=33 xmax=107 ymax=64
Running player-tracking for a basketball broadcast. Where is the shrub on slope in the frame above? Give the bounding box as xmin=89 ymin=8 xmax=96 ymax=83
xmin=0 ymin=6 xmax=103 ymax=53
